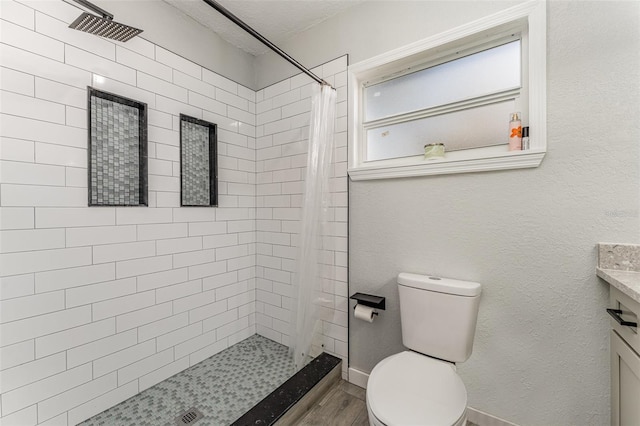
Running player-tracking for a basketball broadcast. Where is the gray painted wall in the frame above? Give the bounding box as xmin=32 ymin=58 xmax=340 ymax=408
xmin=259 ymin=1 xmax=640 ymax=424
xmin=254 ymin=0 xmax=521 ymax=89
xmin=93 ymin=0 xmax=257 ymax=88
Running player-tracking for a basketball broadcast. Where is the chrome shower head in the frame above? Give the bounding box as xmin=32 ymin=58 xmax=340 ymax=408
xmin=68 ymin=0 xmax=142 ymax=42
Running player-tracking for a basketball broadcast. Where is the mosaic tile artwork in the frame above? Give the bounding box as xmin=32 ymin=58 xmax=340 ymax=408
xmin=181 ymin=119 xmax=211 ymax=206
xmin=89 ymin=91 xmax=145 ymax=206
xmin=80 ymin=335 xmax=295 ymax=426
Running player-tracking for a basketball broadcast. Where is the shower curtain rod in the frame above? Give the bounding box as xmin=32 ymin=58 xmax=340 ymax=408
xmin=201 ymin=0 xmax=332 ymax=88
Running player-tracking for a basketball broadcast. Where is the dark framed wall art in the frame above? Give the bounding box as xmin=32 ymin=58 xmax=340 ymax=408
xmin=88 ymin=87 xmax=148 ymax=206
xmin=180 ymin=114 xmax=218 ymax=207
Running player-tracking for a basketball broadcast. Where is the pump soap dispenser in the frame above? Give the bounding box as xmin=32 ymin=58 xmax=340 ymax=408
xmin=508 ymin=112 xmax=522 ymax=151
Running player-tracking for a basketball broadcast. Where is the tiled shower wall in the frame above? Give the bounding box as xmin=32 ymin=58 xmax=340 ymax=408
xmin=254 ymin=57 xmax=349 ymax=378
xmin=0 ymin=0 xmax=257 ymax=424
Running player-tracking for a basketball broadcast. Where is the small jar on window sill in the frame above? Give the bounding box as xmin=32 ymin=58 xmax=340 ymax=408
xmin=424 ymin=143 xmax=445 ymax=160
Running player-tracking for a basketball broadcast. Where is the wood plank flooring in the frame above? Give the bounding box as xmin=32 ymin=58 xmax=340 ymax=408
xmin=292 ymin=379 xmax=480 ymax=426
xmin=293 ymin=380 xmax=368 ymax=426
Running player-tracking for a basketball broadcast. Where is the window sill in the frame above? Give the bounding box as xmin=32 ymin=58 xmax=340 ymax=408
xmin=348 ymin=147 xmax=545 ymax=181
xmin=347 ymin=1 xmax=547 ymax=182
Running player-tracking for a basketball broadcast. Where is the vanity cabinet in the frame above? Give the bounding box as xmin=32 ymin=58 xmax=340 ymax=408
xmin=609 ymin=286 xmax=640 ymax=426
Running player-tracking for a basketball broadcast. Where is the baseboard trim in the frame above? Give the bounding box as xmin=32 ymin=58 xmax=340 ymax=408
xmin=467 ymin=407 xmax=519 ymax=426
xmin=348 ymin=367 xmax=369 ymax=389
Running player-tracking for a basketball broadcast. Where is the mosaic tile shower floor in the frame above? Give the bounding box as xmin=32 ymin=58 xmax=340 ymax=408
xmin=80 ymin=335 xmax=295 ymax=426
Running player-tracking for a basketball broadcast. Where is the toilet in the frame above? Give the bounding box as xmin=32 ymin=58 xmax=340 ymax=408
xmin=366 ymin=273 xmax=482 ymax=426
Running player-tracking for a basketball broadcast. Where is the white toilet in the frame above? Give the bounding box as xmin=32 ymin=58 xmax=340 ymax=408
xmin=366 ymin=273 xmax=482 ymax=426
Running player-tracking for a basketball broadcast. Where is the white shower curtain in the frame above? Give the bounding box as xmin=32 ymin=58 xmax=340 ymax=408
xmin=289 ymin=83 xmax=337 ymax=370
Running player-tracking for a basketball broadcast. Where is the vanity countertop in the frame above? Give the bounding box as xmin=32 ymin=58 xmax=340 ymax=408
xmin=597 ymin=267 xmax=640 ymax=304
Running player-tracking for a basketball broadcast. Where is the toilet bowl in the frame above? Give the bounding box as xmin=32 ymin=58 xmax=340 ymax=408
xmin=365 ymin=273 xmax=481 ymax=426
xmin=366 ymin=351 xmax=467 ymax=426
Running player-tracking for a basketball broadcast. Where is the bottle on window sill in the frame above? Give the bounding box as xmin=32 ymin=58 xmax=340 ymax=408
xmin=521 ymin=126 xmax=530 ymax=150
xmin=508 ymin=112 xmax=522 ymax=151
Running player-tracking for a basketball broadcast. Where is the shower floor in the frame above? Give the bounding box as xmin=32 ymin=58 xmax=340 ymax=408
xmin=80 ymin=334 xmax=295 ymax=426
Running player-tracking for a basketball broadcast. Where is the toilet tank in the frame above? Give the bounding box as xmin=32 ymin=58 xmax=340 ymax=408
xmin=397 ymin=273 xmax=481 ymax=363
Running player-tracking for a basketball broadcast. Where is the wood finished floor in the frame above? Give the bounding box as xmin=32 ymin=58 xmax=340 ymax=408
xmin=292 ymin=379 xmax=480 ymax=426
xmin=293 ymin=380 xmax=368 ymax=426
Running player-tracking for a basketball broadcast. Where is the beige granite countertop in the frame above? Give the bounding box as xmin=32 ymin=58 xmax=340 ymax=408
xmin=596 ymin=267 xmax=640 ymax=304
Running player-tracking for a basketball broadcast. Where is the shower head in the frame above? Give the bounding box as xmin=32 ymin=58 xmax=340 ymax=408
xmin=68 ymin=0 xmax=142 ymax=42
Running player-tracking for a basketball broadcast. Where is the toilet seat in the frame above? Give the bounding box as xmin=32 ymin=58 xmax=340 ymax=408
xmin=366 ymin=351 xmax=467 ymax=426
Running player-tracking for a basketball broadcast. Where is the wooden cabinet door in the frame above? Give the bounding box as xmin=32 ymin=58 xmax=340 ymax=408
xmin=611 ymin=330 xmax=640 ymax=426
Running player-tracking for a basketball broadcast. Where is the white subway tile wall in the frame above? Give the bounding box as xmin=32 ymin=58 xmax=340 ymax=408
xmin=255 ymin=57 xmax=349 ymax=378
xmin=0 ymin=0 xmax=258 ymax=423
xmin=0 ymin=0 xmax=349 ymax=423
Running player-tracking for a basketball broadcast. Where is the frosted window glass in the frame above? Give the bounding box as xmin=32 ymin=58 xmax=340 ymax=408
xmin=366 ymin=100 xmax=515 ymax=161
xmin=364 ymin=41 xmax=521 ymax=122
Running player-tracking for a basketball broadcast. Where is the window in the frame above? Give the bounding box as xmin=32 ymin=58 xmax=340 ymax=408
xmin=364 ymin=40 xmax=522 ymax=160
xmin=348 ymin=1 xmax=546 ymax=180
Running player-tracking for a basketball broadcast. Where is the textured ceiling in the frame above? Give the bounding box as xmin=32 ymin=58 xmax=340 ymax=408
xmin=163 ymin=0 xmax=365 ymax=56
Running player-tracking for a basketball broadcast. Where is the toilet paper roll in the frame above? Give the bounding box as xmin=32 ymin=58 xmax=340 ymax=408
xmin=354 ymin=304 xmax=376 ymax=323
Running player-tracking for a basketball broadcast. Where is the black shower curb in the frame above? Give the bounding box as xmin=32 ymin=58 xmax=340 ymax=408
xmin=230 ymin=352 xmax=342 ymax=426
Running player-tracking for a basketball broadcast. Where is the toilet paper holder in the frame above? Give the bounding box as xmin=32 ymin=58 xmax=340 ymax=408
xmin=350 ymin=292 xmax=386 ymax=311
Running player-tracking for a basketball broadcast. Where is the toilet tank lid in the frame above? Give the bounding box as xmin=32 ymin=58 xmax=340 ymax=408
xmin=397 ymin=273 xmax=481 ymax=297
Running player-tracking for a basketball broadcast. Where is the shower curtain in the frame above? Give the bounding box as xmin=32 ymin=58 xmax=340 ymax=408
xmin=289 ymin=83 xmax=337 ymax=370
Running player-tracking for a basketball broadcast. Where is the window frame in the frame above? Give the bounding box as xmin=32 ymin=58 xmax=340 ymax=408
xmin=347 ymin=1 xmax=546 ymax=180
